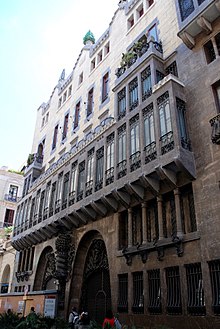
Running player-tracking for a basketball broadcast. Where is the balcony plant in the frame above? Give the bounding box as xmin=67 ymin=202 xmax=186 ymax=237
xmin=27 ymin=153 xmax=35 ymax=166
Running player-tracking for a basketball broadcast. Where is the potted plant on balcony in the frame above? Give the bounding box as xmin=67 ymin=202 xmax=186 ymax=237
xmin=27 ymin=153 xmax=34 ymax=166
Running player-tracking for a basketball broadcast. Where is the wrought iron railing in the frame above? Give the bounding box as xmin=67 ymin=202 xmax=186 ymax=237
xmin=144 ymin=142 xmax=157 ymax=163
xmin=148 ymin=269 xmax=162 ymax=314
xmin=130 ymin=151 xmax=141 ymax=172
xmin=209 ymin=114 xmax=220 ymax=144
xmin=55 ymin=199 xmax=61 ymax=214
xmin=208 ymin=259 xmax=220 ymax=315
xmin=117 ymin=160 xmax=127 ymax=179
xmin=166 ymin=266 xmax=182 ymax=314
xmin=132 ymin=272 xmax=144 ymax=314
xmin=160 ymin=131 xmax=174 ymax=155
xmin=4 ymin=194 xmax=21 ymax=203
xmin=105 ymin=167 xmax=114 ymax=186
xmin=69 ymin=191 xmax=75 ymax=206
xmin=85 ymin=180 xmax=93 ymax=196
xmin=117 ymin=274 xmax=128 ymax=313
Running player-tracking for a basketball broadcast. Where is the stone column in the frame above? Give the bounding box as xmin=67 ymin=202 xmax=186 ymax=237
xmin=141 ymin=202 xmax=147 ymax=244
xmin=157 ymin=196 xmax=163 ymax=240
xmin=128 ymin=208 xmax=133 ymax=248
xmin=174 ymin=189 xmax=183 ymax=237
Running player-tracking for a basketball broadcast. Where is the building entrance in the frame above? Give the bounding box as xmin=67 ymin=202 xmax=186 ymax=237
xmin=80 ymin=239 xmax=111 ymax=324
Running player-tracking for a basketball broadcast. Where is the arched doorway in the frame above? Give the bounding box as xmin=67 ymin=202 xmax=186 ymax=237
xmin=80 ymin=239 xmax=111 ymax=324
xmin=1 ymin=265 xmax=10 ymax=293
xmin=33 ymin=246 xmax=56 ymax=291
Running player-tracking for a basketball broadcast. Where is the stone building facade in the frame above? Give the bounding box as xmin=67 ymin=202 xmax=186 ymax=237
xmin=5 ymin=0 xmax=220 ymax=328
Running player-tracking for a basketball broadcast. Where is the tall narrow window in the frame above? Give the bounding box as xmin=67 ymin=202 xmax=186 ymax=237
xmin=4 ymin=209 xmax=14 ymax=226
xmin=62 ymin=172 xmax=70 ymax=210
xmin=176 ymin=98 xmax=191 ymax=150
xmin=158 ymin=91 xmax=174 ymax=154
xmin=49 ymin=182 xmax=56 ymax=217
xmin=8 ymin=185 xmax=18 ymax=202
xmin=212 ymin=80 xmax=220 ymax=113
xmin=118 ymin=87 xmax=126 ymax=120
xmin=52 ymin=125 xmax=58 ymax=150
xmin=29 ymin=198 xmax=35 ymax=228
xmin=128 ymin=14 xmax=134 ymax=30
xmin=148 ymin=269 xmax=162 ymax=314
xmin=87 ymin=88 xmax=94 ymax=117
xmin=77 ymin=161 xmax=85 ymax=201
xmin=215 ymin=32 xmax=220 ymax=56
xmin=204 ymin=40 xmax=216 ymax=64
xmin=208 ymin=259 xmax=220 ymax=315
xmin=74 ymin=102 xmax=80 ymax=129
xmin=148 ymin=24 xmax=158 ymax=42
xmin=102 ymin=72 xmax=109 ymax=102
xmin=34 ymin=191 xmax=40 ymax=225
xmin=129 ymin=77 xmax=138 ymax=111
xmin=95 ymin=147 xmax=104 ymax=191
xmin=141 ymin=66 xmax=152 ymax=101
xmin=85 ymin=148 xmax=94 ymax=196
xmin=132 ymin=272 xmax=144 ymax=314
xmin=43 ymin=182 xmax=51 ymax=220
xmin=143 ymin=103 xmax=156 ymax=163
xmin=130 ymin=114 xmax=140 ymax=172
xmin=165 ymin=61 xmax=178 ymax=77
xmin=185 ymin=263 xmax=206 ymax=315
xmin=62 ymin=113 xmax=69 ymax=141
xmin=118 ymin=124 xmax=127 ymax=179
xmin=106 ymin=133 xmax=115 ymax=186
xmin=69 ymin=161 xmax=77 ymax=205
xmin=166 ymin=266 xmax=182 ymax=314
xmin=55 ymin=173 xmax=63 ymax=213
xmin=38 ymin=191 xmax=45 ymax=223
xmin=118 ymin=210 xmax=128 ymax=250
xmin=118 ymin=274 xmax=128 ymax=313
xmin=178 ymin=0 xmax=195 ymax=21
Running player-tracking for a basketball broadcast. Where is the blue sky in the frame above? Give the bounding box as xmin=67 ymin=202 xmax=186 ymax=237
xmin=0 ymin=0 xmax=118 ymax=170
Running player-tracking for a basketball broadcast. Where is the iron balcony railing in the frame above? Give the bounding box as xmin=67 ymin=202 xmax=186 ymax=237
xmin=209 ymin=114 xmax=220 ymax=144
xmin=4 ymin=194 xmax=21 ymax=203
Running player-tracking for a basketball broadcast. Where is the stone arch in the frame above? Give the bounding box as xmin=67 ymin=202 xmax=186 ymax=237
xmin=1 ymin=264 xmax=10 ymax=293
xmin=33 ymin=246 xmax=56 ymax=291
xmin=68 ymin=230 xmax=111 ymax=324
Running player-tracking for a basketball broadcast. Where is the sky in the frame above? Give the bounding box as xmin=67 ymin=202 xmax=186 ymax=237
xmin=0 ymin=0 xmax=119 ymax=170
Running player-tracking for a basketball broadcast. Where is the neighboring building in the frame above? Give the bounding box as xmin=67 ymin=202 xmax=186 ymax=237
xmin=4 ymin=0 xmax=220 ymax=327
xmin=0 ymin=166 xmax=23 ymax=307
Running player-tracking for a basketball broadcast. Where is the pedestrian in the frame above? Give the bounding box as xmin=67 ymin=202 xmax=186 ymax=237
xmin=78 ymin=311 xmax=90 ymax=329
xmin=68 ymin=306 xmax=79 ymax=329
xmin=102 ymin=310 xmax=115 ymax=329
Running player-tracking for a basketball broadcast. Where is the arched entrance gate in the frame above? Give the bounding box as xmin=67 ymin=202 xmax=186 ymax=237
xmin=80 ymin=239 xmax=112 ymax=324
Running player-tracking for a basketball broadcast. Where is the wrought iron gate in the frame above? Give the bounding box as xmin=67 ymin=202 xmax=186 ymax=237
xmin=80 ymin=239 xmax=112 ymax=324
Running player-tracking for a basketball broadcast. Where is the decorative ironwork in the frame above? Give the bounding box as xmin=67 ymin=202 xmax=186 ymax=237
xmin=130 ymin=151 xmax=141 ymax=172
xmin=148 ymin=269 xmax=162 ymax=314
xmin=105 ymin=167 xmax=114 ymax=186
xmin=106 ymin=132 xmax=115 ymax=143
xmin=143 ymin=103 xmax=153 ymax=117
xmin=209 ymin=114 xmax=220 ymax=144
xmin=55 ymin=232 xmax=75 ymax=281
xmin=85 ymin=180 xmax=93 ymax=196
xmin=165 ymin=61 xmax=178 ymax=77
xmin=178 ymin=0 xmax=195 ymax=21
xmin=118 ymin=123 xmax=126 ymax=135
xmin=132 ymin=272 xmax=144 ymax=314
xmin=160 ymin=131 xmax=174 ymax=154
xmin=117 ymin=160 xmax=127 ymax=179
xmin=55 ymin=199 xmax=61 ymax=214
xmin=157 ymin=91 xmax=169 ymax=105
xmin=144 ymin=142 xmax=157 ymax=163
xmin=69 ymin=191 xmax=75 ymax=205
xmin=185 ymin=262 xmax=206 ymax=316
xmin=129 ymin=77 xmax=139 ymax=111
xmin=118 ymin=274 xmax=128 ymax=313
xmin=16 ymin=271 xmax=32 ymax=282
xmin=208 ymin=259 xmax=220 ymax=315
xmin=166 ymin=266 xmax=182 ymax=314
xmin=42 ymin=251 xmax=56 ymax=289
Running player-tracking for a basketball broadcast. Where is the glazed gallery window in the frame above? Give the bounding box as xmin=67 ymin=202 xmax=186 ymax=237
xmin=102 ymin=72 xmax=109 ymax=102
xmin=74 ymin=102 xmax=80 ymax=129
xmin=118 ymin=87 xmax=126 ymax=120
xmin=62 ymin=172 xmax=70 ymax=209
xmin=85 ymin=148 xmax=94 ymax=196
xmin=69 ymin=161 xmax=77 ymax=205
xmin=158 ymin=92 xmax=172 ymax=137
xmin=141 ymin=66 xmax=152 ymax=101
xmin=176 ymin=98 xmax=191 ymax=150
xmin=118 ymin=124 xmax=127 ymax=179
xmin=77 ymin=161 xmax=85 ymax=201
xmin=106 ymin=133 xmax=115 ymax=186
xmin=130 ymin=115 xmax=140 ymax=172
xmin=49 ymin=182 xmax=56 ymax=217
xmin=178 ymin=0 xmax=195 ymax=21
xmin=129 ymin=77 xmax=138 ymax=111
xmin=52 ymin=124 xmax=58 ymax=150
xmin=95 ymin=147 xmax=104 ymax=191
xmin=143 ymin=104 xmax=155 ymax=147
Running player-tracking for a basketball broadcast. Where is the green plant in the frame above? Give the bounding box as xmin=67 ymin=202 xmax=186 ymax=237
xmin=8 ymin=169 xmax=24 ymax=175
xmin=15 ymin=313 xmax=49 ymax=329
xmin=0 ymin=311 xmax=21 ymax=329
xmin=54 ymin=317 xmax=69 ymax=329
xmin=27 ymin=153 xmax=35 ymax=166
